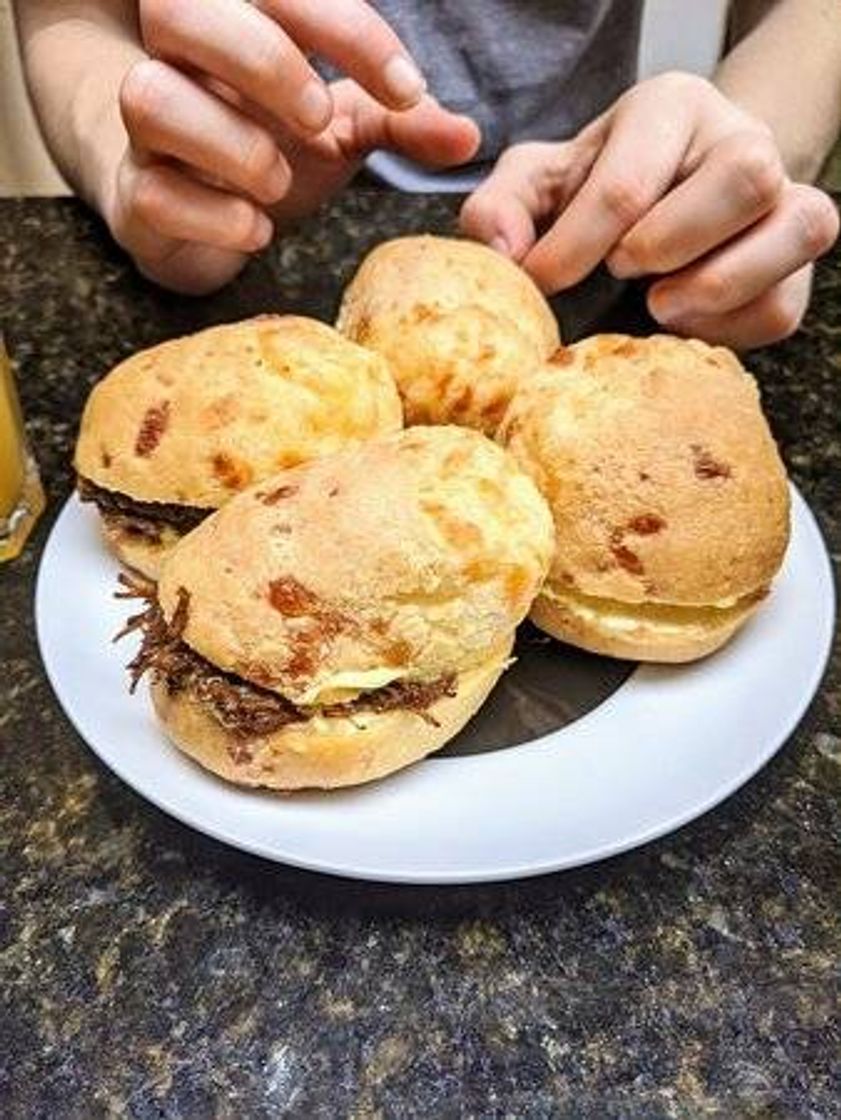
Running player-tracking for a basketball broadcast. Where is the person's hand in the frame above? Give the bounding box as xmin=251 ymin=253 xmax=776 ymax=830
xmin=105 ymin=0 xmax=479 ymax=293
xmin=460 ymin=72 xmax=839 ymax=348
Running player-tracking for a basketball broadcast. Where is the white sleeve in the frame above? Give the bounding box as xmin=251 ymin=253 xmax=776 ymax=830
xmin=637 ymin=0 xmax=729 ymax=78
xmin=364 ymin=151 xmax=487 ymax=194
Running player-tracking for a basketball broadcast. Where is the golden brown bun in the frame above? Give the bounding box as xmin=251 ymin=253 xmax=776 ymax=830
xmin=100 ymin=516 xmax=177 ymax=581
xmin=336 ymin=235 xmax=560 ymax=434
xmin=75 ymin=315 xmax=402 ymax=506
xmin=158 ymin=425 xmax=554 ymax=705
xmin=150 ymin=652 xmax=507 ymax=790
xmin=499 ymin=334 xmax=790 ymax=661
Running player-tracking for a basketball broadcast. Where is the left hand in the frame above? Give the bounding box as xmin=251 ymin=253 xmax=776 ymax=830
xmin=111 ymin=69 xmax=478 ymax=293
xmin=460 ymin=72 xmax=839 ymax=348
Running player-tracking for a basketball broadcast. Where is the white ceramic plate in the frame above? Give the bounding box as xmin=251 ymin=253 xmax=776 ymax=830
xmin=36 ymin=490 xmax=834 ymax=884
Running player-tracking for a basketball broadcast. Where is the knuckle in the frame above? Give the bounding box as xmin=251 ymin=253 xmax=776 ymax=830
xmin=643 ymin=71 xmax=711 ymax=104
xmin=240 ymin=131 xmax=280 ymax=186
xmin=790 ymin=188 xmax=840 ymax=257
xmin=750 ymin=119 xmax=776 ymax=145
xmin=600 ymin=176 xmax=649 ymax=226
xmin=621 ymin=226 xmax=660 ymax=269
xmin=729 ymin=136 xmax=784 ymax=210
xmin=501 ymin=141 xmax=550 ymax=165
xmin=498 ymin=140 xmax=570 ymax=193
xmin=348 ymin=8 xmax=384 ymax=44
xmin=661 ymin=70 xmax=709 ymax=94
xmin=764 ymin=293 xmax=803 ymax=340
xmin=138 ymin=0 xmax=176 ymax=45
xmin=694 ymin=268 xmax=731 ymax=309
xmin=120 ymin=59 xmax=168 ymax=133
xmin=313 ymin=6 xmax=363 ymax=44
xmin=460 ymin=191 xmax=494 ymax=229
xmin=130 ymin=168 xmax=164 ymax=223
xmin=109 ymin=207 xmax=133 ymax=251
xmin=228 ymin=199 xmax=259 ymax=244
xmin=250 ymin=34 xmax=291 ymax=92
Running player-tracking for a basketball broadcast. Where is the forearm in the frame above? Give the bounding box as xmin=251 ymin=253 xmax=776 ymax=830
xmin=14 ymin=2 xmax=143 ymax=213
xmin=715 ymin=0 xmax=841 ymax=182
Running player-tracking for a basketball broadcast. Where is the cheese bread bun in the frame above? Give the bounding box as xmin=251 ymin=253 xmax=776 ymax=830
xmin=336 ymin=235 xmax=559 ymax=434
xmin=76 ymin=315 xmax=402 ymax=577
xmin=499 ymin=335 xmax=790 ymax=662
xmin=127 ymin=426 xmax=554 ymax=789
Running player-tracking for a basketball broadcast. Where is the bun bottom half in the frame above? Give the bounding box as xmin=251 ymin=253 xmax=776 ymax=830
xmin=149 ymin=652 xmax=509 ymax=790
xmin=531 ymin=584 xmax=766 ymax=663
xmin=101 ymin=516 xmax=183 ymax=581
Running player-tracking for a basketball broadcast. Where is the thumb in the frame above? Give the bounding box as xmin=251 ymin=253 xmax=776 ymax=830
xmin=382 ymin=95 xmax=481 ymax=168
xmin=339 ymin=81 xmax=480 ymax=168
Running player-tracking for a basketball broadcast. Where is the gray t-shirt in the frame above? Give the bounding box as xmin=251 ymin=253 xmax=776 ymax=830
xmin=360 ymin=0 xmax=644 ymax=189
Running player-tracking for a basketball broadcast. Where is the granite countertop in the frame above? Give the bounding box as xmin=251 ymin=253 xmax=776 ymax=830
xmin=1 ymin=192 xmax=839 ymax=1119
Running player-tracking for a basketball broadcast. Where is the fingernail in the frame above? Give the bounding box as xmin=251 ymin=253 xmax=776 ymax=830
xmin=383 ymin=55 xmax=426 ymax=106
xmin=490 ymin=235 xmax=511 ymax=257
xmin=296 ymin=80 xmax=332 ymax=131
xmin=252 ymin=212 xmax=274 ymax=249
xmin=649 ymin=289 xmax=688 ymax=323
xmin=608 ymin=247 xmax=642 ymax=279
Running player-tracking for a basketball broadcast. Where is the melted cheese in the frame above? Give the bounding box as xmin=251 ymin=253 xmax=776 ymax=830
xmin=541 ymin=584 xmax=758 ymax=636
xmin=295 ymin=667 xmax=408 ymax=707
xmin=293 ymin=646 xmax=515 ymax=713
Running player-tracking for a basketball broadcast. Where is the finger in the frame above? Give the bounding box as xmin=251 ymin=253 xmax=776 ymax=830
xmin=140 ymin=0 xmax=333 ymax=134
xmin=118 ymin=160 xmax=274 ymax=256
xmin=523 ymin=84 xmax=696 ymax=291
xmin=136 ymin=242 xmax=251 ymax=296
xmin=120 ymin=60 xmax=290 ymax=205
xmin=459 ymin=122 xmax=610 ymax=260
xmin=381 ymin=95 xmax=480 ymax=167
xmin=335 ymin=81 xmax=480 ymax=167
xmin=460 ymin=176 xmax=538 ymax=261
xmin=655 ymin=266 xmax=813 ymax=350
xmin=648 ymin=184 xmax=838 ymax=321
xmin=608 ymin=128 xmax=785 ymax=278
xmin=259 ymin=0 xmax=426 ymax=108
xmin=459 ymin=142 xmax=582 ymax=261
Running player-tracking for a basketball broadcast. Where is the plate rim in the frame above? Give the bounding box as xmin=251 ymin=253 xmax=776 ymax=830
xmin=35 ymin=487 xmax=836 ymax=884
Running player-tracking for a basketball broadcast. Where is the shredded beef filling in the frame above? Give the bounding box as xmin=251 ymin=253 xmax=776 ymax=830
xmin=115 ymin=574 xmax=457 ymax=740
xmin=78 ymin=476 xmax=210 ymax=541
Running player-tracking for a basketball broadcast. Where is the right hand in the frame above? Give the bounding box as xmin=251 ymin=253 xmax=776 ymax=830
xmin=106 ymin=0 xmax=480 ymax=293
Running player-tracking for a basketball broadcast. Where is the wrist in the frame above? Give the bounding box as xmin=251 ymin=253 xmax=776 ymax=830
xmin=713 ymin=77 xmax=827 ymax=183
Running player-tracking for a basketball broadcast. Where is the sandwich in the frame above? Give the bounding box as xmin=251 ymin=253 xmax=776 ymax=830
xmin=120 ymin=425 xmax=554 ymax=789
xmin=499 ymin=334 xmax=790 ymax=662
xmin=336 ymin=235 xmax=560 ymax=434
xmin=75 ymin=315 xmax=402 ymax=578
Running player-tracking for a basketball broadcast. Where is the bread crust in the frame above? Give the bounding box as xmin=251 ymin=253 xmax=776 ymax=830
xmin=337 ymin=235 xmax=560 ymax=433
xmin=75 ymin=315 xmax=403 ymax=507
xmin=499 ymin=334 xmax=790 ymax=661
xmin=157 ymin=426 xmax=554 ymax=705
xmin=150 ymin=654 xmax=507 ymax=789
xmin=501 ymin=334 xmax=790 ymax=608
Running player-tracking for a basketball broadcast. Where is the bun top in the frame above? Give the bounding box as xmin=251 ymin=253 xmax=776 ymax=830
xmin=158 ymin=425 xmax=553 ymax=706
xmin=499 ymin=334 xmax=790 ymax=606
xmin=75 ymin=315 xmax=402 ymax=506
xmin=336 ymin=235 xmax=560 ymax=435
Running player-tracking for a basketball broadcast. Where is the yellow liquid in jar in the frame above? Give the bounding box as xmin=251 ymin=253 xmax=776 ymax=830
xmin=0 ymin=345 xmax=44 ymax=560
xmin=0 ymin=352 xmax=25 ymax=519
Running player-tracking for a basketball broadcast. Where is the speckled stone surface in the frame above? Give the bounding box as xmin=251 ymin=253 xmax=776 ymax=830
xmin=1 ymin=193 xmax=839 ymax=1120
